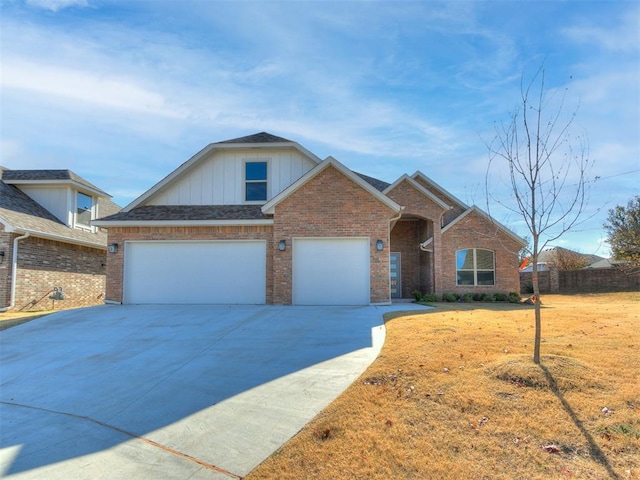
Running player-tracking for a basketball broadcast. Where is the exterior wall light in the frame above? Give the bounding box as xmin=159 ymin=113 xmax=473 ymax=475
xmin=108 ymin=243 xmax=119 ymax=254
xmin=0 ymin=251 xmax=4 ymax=263
xmin=278 ymin=240 xmax=286 ymax=251
xmin=376 ymin=239 xmax=384 ymax=251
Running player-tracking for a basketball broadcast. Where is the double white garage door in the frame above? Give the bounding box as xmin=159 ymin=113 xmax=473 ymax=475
xmin=123 ymin=238 xmax=370 ymax=305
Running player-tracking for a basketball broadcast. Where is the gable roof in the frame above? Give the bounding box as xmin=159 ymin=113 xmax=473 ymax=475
xmin=354 ymin=172 xmax=391 ymax=192
xmin=1 ymin=169 xmax=111 ymax=197
xmin=262 ymin=156 xmax=402 ymax=215
xmin=124 ymin=132 xmax=322 ymax=211
xmin=0 ymin=180 xmax=111 ymax=248
xmin=411 ymin=171 xmax=468 ymax=210
xmin=442 ymin=205 xmax=527 ymax=247
xmin=383 ymin=174 xmax=451 ymax=210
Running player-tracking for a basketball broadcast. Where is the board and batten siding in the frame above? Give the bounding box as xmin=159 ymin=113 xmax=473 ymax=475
xmin=18 ymin=186 xmax=74 ymax=226
xmin=148 ymin=149 xmax=316 ymax=205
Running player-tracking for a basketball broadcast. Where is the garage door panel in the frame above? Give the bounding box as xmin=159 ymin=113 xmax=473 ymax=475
xmin=124 ymin=241 xmax=265 ymax=304
xmin=293 ymin=238 xmax=370 ymax=305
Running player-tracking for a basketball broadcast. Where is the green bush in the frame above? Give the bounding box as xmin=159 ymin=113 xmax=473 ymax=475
xmin=422 ymin=293 xmax=439 ymax=303
xmin=461 ymin=293 xmax=474 ymax=302
xmin=481 ymin=293 xmax=495 ymax=302
xmin=472 ymin=293 xmax=484 ymax=302
xmin=443 ymin=292 xmax=460 ymax=302
xmin=508 ymin=292 xmax=521 ymax=303
xmin=412 ymin=290 xmax=423 ymax=301
xmin=493 ymin=292 xmax=508 ymax=302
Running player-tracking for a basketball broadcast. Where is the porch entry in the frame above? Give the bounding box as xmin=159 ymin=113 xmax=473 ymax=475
xmin=390 ymin=252 xmax=402 ymax=298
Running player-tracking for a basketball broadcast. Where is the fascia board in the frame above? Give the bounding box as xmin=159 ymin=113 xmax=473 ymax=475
xmin=442 ymin=206 xmax=528 ymax=246
xmin=262 ymin=156 xmax=401 ymax=215
xmin=0 ymin=215 xmax=15 ymax=232
xmin=124 ymin=140 xmax=323 ymax=212
xmin=92 ymin=219 xmax=274 ymax=227
xmin=411 ymin=170 xmax=469 ymax=209
xmin=384 ymin=174 xmax=451 ymax=210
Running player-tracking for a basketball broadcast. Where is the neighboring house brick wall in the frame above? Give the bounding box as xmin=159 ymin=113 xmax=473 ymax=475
xmin=104 ymin=225 xmax=274 ymax=304
xmin=440 ymin=210 xmax=522 ymax=294
xmin=272 ymin=165 xmax=395 ymax=304
xmin=13 ymin=236 xmax=107 ymax=311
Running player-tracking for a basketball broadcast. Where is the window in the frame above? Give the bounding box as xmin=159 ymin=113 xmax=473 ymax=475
xmin=76 ymin=192 xmax=93 ymax=227
xmin=456 ymin=248 xmax=495 ymax=286
xmin=245 ymin=161 xmax=267 ymax=202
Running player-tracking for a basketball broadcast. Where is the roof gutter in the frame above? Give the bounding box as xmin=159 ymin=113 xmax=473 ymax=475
xmin=0 ymin=232 xmax=30 ymax=312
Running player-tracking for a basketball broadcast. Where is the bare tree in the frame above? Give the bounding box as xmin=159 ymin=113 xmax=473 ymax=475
xmin=486 ymin=65 xmax=593 ymax=364
xmin=545 ymin=247 xmax=590 ymax=270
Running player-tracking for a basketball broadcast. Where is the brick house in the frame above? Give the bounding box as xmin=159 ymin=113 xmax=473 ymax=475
xmin=95 ymin=132 xmax=526 ymax=305
xmin=0 ymin=169 xmax=120 ymax=312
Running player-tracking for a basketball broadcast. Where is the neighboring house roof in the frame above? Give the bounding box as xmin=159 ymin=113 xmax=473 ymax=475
xmin=123 ymin=132 xmax=322 ymax=211
xmin=2 ymin=169 xmax=111 ymax=197
xmin=94 ymin=205 xmax=272 ymax=226
xmin=0 ymin=181 xmax=110 ymax=248
xmin=520 ymin=247 xmax=605 ymax=271
xmin=261 ymin=156 xmax=402 ymax=215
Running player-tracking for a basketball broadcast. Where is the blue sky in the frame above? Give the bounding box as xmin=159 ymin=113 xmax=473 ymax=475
xmin=1 ymin=0 xmax=638 ymax=256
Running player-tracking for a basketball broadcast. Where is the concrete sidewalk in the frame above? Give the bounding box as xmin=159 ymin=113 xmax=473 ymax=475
xmin=0 ymin=303 xmax=427 ymax=479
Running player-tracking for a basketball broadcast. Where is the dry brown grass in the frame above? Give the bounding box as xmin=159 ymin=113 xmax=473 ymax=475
xmin=247 ymin=293 xmax=640 ymax=480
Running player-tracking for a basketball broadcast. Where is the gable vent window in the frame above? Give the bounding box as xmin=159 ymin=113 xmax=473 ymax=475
xmin=456 ymin=248 xmax=495 ymax=286
xmin=245 ymin=161 xmax=268 ymax=202
xmin=76 ymin=192 xmax=93 ymax=227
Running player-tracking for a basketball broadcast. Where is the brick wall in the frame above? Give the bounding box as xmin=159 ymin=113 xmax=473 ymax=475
xmin=104 ymin=225 xmax=273 ymax=304
xmin=12 ymin=235 xmax=107 ymax=311
xmin=390 ymin=220 xmax=431 ymax=296
xmin=272 ymin=165 xmax=396 ymax=304
xmin=520 ymin=268 xmax=640 ymax=293
xmin=440 ymin=210 xmax=522 ymax=294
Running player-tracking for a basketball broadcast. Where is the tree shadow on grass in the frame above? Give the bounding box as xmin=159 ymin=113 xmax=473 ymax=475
xmin=539 ymin=364 xmax=620 ymax=480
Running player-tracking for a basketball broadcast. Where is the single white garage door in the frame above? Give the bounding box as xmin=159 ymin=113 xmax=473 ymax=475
xmin=124 ymin=241 xmax=266 ymax=304
xmin=293 ymin=238 xmax=370 ymax=305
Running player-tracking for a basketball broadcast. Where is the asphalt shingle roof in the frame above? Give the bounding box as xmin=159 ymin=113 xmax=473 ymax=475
xmin=215 ymin=132 xmax=294 ymax=144
xmin=97 ymin=205 xmax=271 ymax=222
xmin=1 ymin=169 xmax=110 ymax=196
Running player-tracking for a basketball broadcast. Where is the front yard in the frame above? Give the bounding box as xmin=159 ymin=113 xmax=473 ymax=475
xmin=248 ymin=293 xmax=640 ymax=480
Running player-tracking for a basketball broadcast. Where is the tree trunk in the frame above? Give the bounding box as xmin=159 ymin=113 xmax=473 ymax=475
xmin=532 ymin=255 xmax=542 ymax=364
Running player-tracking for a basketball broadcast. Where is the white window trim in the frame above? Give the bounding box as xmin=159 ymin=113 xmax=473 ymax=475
xmin=243 ymin=158 xmax=270 ymax=205
xmin=456 ymin=248 xmax=496 ymax=287
xmin=74 ymin=191 xmax=96 ymax=232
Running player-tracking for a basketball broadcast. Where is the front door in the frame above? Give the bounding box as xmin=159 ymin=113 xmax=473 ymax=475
xmin=390 ymin=252 xmax=402 ymax=299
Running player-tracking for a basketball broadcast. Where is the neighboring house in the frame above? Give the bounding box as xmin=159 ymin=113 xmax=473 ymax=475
xmin=0 ymin=168 xmax=120 ymax=312
xmin=94 ymin=132 xmax=526 ymax=306
xmin=520 ymin=246 xmax=604 ymax=272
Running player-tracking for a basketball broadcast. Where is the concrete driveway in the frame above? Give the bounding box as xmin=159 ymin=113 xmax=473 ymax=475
xmin=0 ymin=303 xmax=426 ymax=479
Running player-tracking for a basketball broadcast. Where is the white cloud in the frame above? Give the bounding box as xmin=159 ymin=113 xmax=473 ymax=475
xmin=562 ymin=5 xmax=640 ymax=53
xmin=25 ymin=0 xmax=89 ymax=12
xmin=1 ymin=58 xmax=186 ymax=119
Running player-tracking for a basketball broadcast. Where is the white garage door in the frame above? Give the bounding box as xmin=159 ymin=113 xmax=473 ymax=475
xmin=124 ymin=241 xmax=266 ymax=304
xmin=293 ymin=238 xmax=370 ymax=305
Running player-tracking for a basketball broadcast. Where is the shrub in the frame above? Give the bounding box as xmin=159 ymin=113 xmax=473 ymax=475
xmin=472 ymin=293 xmax=484 ymax=302
xmin=481 ymin=293 xmax=495 ymax=302
xmin=443 ymin=292 xmax=460 ymax=302
xmin=461 ymin=293 xmax=474 ymax=302
xmin=508 ymin=292 xmax=521 ymax=303
xmin=493 ymin=292 xmax=508 ymax=302
xmin=412 ymin=290 xmax=423 ymax=301
xmin=422 ymin=293 xmax=439 ymax=303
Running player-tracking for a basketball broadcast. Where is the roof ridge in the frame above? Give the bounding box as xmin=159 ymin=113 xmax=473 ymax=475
xmin=215 ymin=132 xmax=294 ymax=144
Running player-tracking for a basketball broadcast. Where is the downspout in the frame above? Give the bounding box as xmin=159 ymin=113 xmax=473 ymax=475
xmin=0 ymin=232 xmax=30 ymax=312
